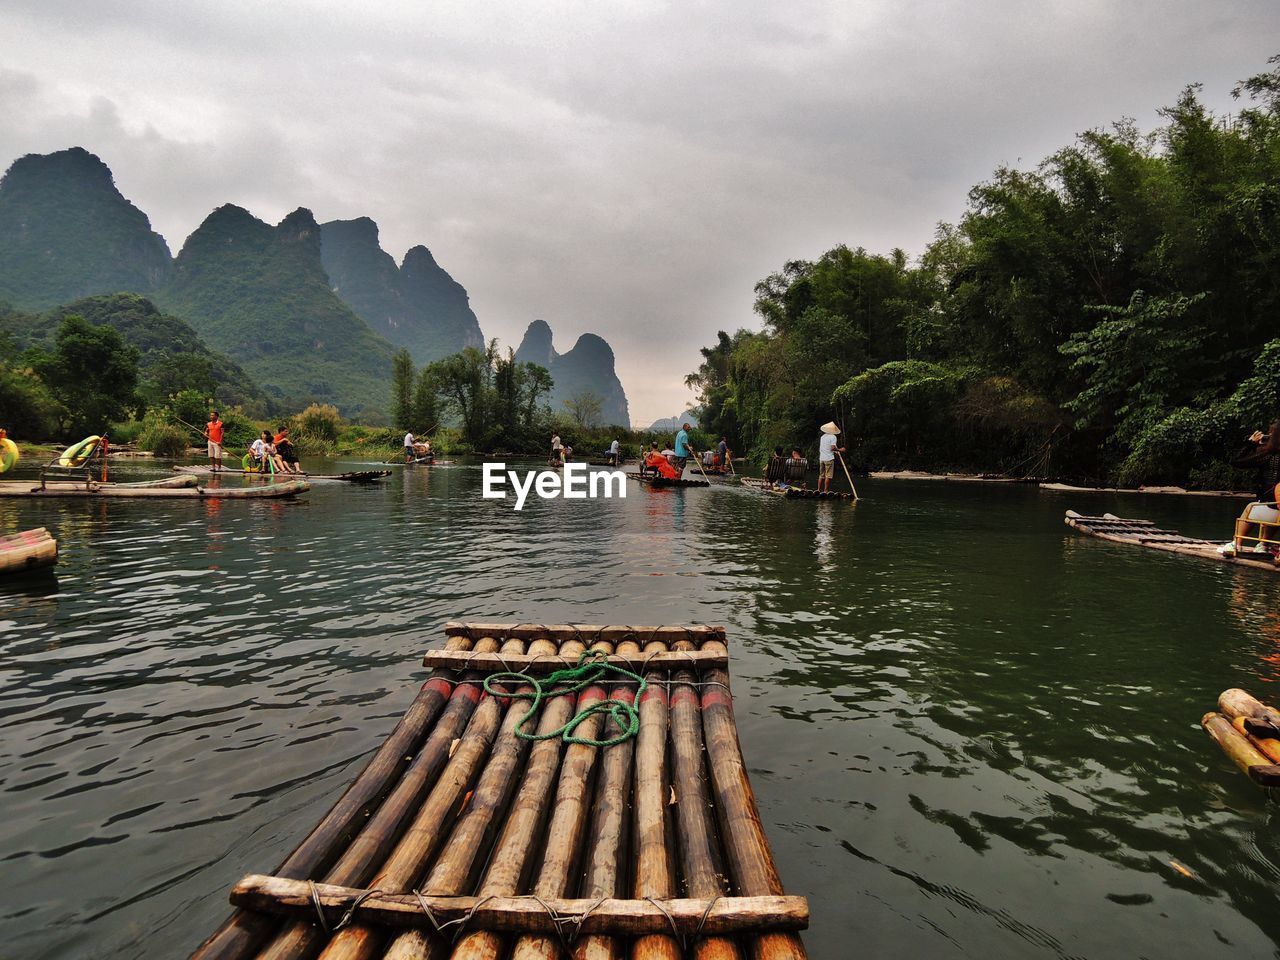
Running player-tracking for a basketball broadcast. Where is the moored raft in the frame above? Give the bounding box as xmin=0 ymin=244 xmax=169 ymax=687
xmin=190 ymin=621 xmax=807 ymax=960
xmin=1064 ymin=510 xmax=1280 ymax=573
xmin=174 ymin=466 xmax=391 ymax=483
xmin=628 ymin=472 xmax=711 ymax=489
xmin=0 ymin=477 xmax=310 ymax=499
xmin=1203 ymin=689 xmax=1280 ymax=788
xmin=740 ymin=478 xmax=852 ymax=500
xmin=0 ymin=527 xmax=58 ymax=575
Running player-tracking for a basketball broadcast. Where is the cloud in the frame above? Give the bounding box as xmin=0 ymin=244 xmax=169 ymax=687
xmin=0 ymin=1 xmax=1275 ymax=423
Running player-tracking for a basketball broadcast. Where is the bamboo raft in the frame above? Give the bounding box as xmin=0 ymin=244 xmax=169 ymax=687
xmin=1203 ymin=689 xmax=1280 ymax=788
xmin=627 ymin=473 xmax=711 ymax=489
xmin=740 ymin=478 xmax=852 ymax=500
xmin=1064 ymin=511 xmax=1279 ymax=572
xmin=0 ymin=527 xmax=58 ymax=575
xmin=0 ymin=476 xmax=310 ymax=499
xmin=191 ymin=621 xmax=807 ymax=960
xmin=174 ymin=466 xmax=391 ymax=484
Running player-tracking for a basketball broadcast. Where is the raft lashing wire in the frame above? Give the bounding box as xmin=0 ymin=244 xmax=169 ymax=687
xmin=190 ymin=621 xmax=808 ymax=960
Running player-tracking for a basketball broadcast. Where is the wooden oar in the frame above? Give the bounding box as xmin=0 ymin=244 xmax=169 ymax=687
xmin=836 ymin=450 xmax=859 ymax=501
xmin=690 ymin=450 xmax=712 ymax=482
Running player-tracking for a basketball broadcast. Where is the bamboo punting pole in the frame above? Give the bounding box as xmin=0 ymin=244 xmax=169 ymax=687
xmin=443 ymin=623 xmax=726 ymax=644
xmin=670 ymin=639 xmax=741 ymax=960
xmin=256 ymin=638 xmax=505 ymax=960
xmin=192 ymin=636 xmax=476 ymax=960
xmin=231 ymin=878 xmax=810 ymax=936
xmin=313 ymin=644 xmax=535 ymax=960
xmin=632 ymin=639 xmax=681 ymax=960
xmin=1202 ymin=712 xmax=1280 ymax=786
xmin=700 ymin=640 xmax=807 ymax=960
xmin=509 ymin=652 xmax=613 ymax=960
xmin=448 ymin=639 xmax=589 ymax=960
xmin=422 ymin=649 xmax=728 ymax=673
xmin=380 ymin=638 xmax=573 ymax=960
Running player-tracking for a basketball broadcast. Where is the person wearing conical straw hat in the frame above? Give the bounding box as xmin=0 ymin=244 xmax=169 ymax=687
xmin=818 ymin=421 xmax=845 ymax=493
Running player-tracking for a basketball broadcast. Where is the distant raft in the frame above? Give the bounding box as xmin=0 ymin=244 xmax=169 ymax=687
xmin=0 ymin=527 xmax=57 ymax=575
xmin=628 ymin=472 xmax=711 ymax=488
xmin=1064 ymin=510 xmax=1280 ymax=573
xmin=173 ymin=465 xmax=390 ymax=483
xmin=1203 ymin=689 xmax=1280 ymax=788
xmin=740 ymin=477 xmax=853 ymax=500
xmin=191 ymin=621 xmax=808 ymax=960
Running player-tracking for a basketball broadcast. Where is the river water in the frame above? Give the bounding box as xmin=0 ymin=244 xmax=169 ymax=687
xmin=4 ymin=461 xmax=1280 ymax=959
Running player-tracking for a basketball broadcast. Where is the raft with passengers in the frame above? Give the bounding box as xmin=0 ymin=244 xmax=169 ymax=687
xmin=191 ymin=621 xmax=809 ymax=960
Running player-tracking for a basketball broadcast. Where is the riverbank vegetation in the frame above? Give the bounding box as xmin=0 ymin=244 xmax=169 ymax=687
xmin=688 ymin=58 xmax=1280 ymax=487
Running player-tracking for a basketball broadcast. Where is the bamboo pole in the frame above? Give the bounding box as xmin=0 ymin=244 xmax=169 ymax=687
xmin=835 ymin=451 xmax=859 ymax=501
xmin=422 ymin=650 xmax=727 ymax=673
xmin=573 ymin=638 xmax=643 ymax=960
xmin=314 ymin=644 xmax=534 ymax=960
xmin=632 ymin=639 xmax=681 ymax=960
xmin=231 ymin=878 xmax=810 ymax=936
xmin=191 ymin=636 xmax=476 ymax=960
xmin=700 ymin=640 xmax=807 ymax=960
xmin=448 ymin=639 xmax=589 ymax=960
xmin=380 ymin=638 xmax=576 ymax=960
xmin=670 ymin=638 xmax=741 ymax=960
xmin=509 ymin=648 xmax=613 ymax=960
xmin=256 ymin=638 xmax=504 ymax=960
xmin=1202 ymin=712 xmax=1280 ymax=786
xmin=443 ymin=623 xmax=726 ymax=644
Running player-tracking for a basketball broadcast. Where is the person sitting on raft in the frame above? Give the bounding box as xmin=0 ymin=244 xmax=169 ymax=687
xmin=764 ymin=446 xmax=786 ymax=485
xmin=785 ymin=447 xmax=809 ymax=488
xmin=1233 ymin=421 xmax=1280 ymax=503
xmin=248 ymin=431 xmax=271 ymax=472
xmin=643 ymin=447 xmax=681 ymax=480
xmin=273 ymin=426 xmax=301 ymax=474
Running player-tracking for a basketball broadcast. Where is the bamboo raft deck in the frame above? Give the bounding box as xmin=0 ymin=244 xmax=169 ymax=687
xmin=627 ymin=473 xmax=711 ymax=489
xmin=1064 ymin=510 xmax=1280 ymax=573
xmin=0 ymin=527 xmax=58 ymax=575
xmin=191 ymin=621 xmax=807 ymax=960
xmin=174 ymin=466 xmax=391 ymax=483
xmin=0 ymin=476 xmax=310 ymax=499
xmin=1203 ymin=689 xmax=1280 ymax=788
xmin=740 ymin=478 xmax=852 ymax=500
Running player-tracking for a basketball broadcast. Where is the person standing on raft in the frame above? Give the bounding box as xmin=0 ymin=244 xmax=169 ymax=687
xmin=205 ymin=411 xmax=225 ymax=473
xmin=674 ymin=422 xmax=693 ymax=474
xmin=818 ymin=421 xmax=845 ymax=494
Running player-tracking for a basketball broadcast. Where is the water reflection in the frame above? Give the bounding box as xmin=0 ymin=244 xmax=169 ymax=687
xmin=4 ymin=470 xmax=1280 ymax=957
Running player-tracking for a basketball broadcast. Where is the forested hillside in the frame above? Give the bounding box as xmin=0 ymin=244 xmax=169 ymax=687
xmin=688 ymin=58 xmax=1280 ymax=487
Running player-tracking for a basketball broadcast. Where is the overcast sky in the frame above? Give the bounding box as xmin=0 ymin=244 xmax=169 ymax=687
xmin=0 ymin=1 xmax=1275 ymax=425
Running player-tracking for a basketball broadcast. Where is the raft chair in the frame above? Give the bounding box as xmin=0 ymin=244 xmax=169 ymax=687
xmin=1233 ymin=501 xmax=1280 ymax=560
xmin=40 ymin=435 xmax=108 ymax=489
xmin=784 ymin=457 xmax=809 ymax=488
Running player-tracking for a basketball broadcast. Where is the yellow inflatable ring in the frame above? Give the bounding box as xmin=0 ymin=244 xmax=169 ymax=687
xmin=0 ymin=437 xmax=18 ymax=474
xmin=58 ymin=435 xmax=101 ymax=468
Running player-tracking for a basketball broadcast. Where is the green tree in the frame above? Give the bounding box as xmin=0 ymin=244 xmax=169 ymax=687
xmin=34 ymin=315 xmax=141 ymax=438
xmin=411 ymin=366 xmax=439 ymax=432
xmin=563 ymin=390 xmax=603 ymax=429
xmin=390 ymin=348 xmax=415 ymax=430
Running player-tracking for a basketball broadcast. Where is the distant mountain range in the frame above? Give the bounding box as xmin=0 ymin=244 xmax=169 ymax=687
xmin=647 ymin=411 xmax=700 ymax=434
xmin=514 ymin=319 xmax=630 ymax=427
xmin=0 ymin=147 xmax=631 ymax=421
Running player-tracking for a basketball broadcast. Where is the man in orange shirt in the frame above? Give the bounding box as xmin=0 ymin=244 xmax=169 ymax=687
xmin=204 ymin=411 xmax=225 ymax=473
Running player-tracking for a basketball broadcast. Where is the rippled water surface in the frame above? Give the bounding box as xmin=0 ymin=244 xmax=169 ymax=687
xmin=5 ymin=461 xmax=1280 ymax=959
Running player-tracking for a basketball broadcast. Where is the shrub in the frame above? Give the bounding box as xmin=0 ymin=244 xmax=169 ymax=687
xmin=137 ymin=411 xmax=190 ymax=458
xmin=293 ymin=403 xmax=342 ymax=447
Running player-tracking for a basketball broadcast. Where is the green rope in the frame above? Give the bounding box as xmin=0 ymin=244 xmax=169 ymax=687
xmin=482 ymin=649 xmax=647 ymax=747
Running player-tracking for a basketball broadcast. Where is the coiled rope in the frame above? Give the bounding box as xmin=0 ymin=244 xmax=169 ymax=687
xmin=482 ymin=649 xmax=647 ymax=747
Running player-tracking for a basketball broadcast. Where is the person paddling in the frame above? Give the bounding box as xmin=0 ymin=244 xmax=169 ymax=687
xmin=818 ymin=421 xmax=846 ymax=493
xmin=205 ymin=411 xmax=225 ymax=473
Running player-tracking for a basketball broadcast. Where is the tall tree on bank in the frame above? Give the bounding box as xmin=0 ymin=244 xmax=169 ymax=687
xmin=390 ymin=348 xmax=415 ymax=431
xmin=33 ymin=316 xmax=142 ymax=438
xmin=689 ymin=56 xmax=1280 ymax=486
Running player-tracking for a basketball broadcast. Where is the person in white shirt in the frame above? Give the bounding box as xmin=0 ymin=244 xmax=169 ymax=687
xmin=550 ymin=433 xmax=563 ymax=464
xmin=818 ymin=421 xmax=846 ymax=493
xmin=609 ymin=438 xmax=621 ymax=465
xmin=404 ymin=432 xmax=415 ymax=463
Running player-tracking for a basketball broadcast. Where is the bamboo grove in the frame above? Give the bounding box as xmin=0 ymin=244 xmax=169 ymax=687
xmin=688 ymin=57 xmax=1280 ymax=487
